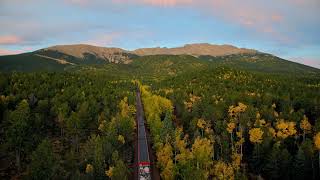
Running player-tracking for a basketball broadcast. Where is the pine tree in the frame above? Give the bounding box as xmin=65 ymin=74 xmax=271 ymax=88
xmin=6 ymin=99 xmax=30 ymax=172
xmin=293 ymin=147 xmax=306 ymax=179
xmin=29 ymin=139 xmax=57 ymax=180
xmin=263 ymin=143 xmax=280 ymax=179
xmin=279 ymin=148 xmax=292 ymax=180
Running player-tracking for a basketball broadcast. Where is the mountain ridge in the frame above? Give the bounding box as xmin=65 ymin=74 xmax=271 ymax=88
xmin=0 ymin=43 xmax=319 ymax=73
xmin=36 ymin=43 xmax=257 ymax=62
xmin=133 ymin=43 xmax=257 ymax=56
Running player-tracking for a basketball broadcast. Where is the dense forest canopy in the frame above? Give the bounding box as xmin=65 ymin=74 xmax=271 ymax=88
xmin=0 ymin=53 xmax=320 ymax=179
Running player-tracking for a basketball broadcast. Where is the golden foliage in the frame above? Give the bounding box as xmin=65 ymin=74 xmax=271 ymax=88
xmin=249 ymin=128 xmax=264 ymax=144
xmin=157 ymin=143 xmax=173 ymax=169
xmin=268 ymin=127 xmax=276 ymax=138
xmin=226 ymin=122 xmax=236 ymax=133
xmin=228 ymin=102 xmax=247 ymax=118
xmin=256 ymin=112 xmax=261 ymax=119
xmin=85 ymin=164 xmax=94 ymax=174
xmin=105 ymin=166 xmax=113 ymax=177
xmin=161 ymin=159 xmax=175 ymax=180
xmin=300 ymin=115 xmax=312 ymax=133
xmin=231 ymin=153 xmax=242 ymax=171
xmin=197 ymin=118 xmax=206 ymax=129
xmin=128 ymin=105 xmax=136 ymax=115
xmin=275 ymin=119 xmax=297 ymax=139
xmin=175 ymin=128 xmax=193 ymax=165
xmin=117 ymin=135 xmax=125 ymax=144
xmin=191 ymin=137 xmax=214 ymax=171
xmin=236 ymin=130 xmax=242 ymax=138
xmin=212 ymin=161 xmax=234 ymax=180
xmin=119 ymin=97 xmax=130 ymax=118
xmin=98 ymin=120 xmax=107 ymax=131
xmin=254 ymin=119 xmax=266 ymax=127
xmin=184 ymin=94 xmax=201 ymax=112
xmin=235 ymin=130 xmax=245 ymax=147
xmin=314 ymin=132 xmax=320 ymax=150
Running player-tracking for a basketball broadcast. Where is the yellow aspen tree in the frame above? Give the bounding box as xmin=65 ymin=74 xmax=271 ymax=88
xmin=161 ymin=159 xmax=175 ymax=180
xmin=212 ymin=161 xmax=234 ymax=180
xmin=191 ymin=137 xmax=213 ymax=176
xmin=105 ymin=166 xmax=113 ymax=177
xmin=157 ymin=142 xmax=174 ymax=178
xmin=231 ymin=153 xmax=241 ymax=172
xmin=249 ymin=127 xmax=264 ymax=160
xmin=119 ymin=97 xmax=129 ymax=118
xmin=174 ymin=128 xmax=192 ymax=164
xmin=276 ymin=119 xmax=297 ymax=139
xmin=228 ymin=102 xmax=247 ymax=157
xmin=249 ymin=128 xmax=264 ymax=144
xmin=197 ymin=119 xmax=206 ymax=129
xmin=197 ymin=119 xmax=206 ymax=137
xmin=227 ymin=122 xmax=236 ymax=133
xmin=174 ymin=128 xmax=192 ymax=165
xmin=300 ymin=115 xmax=312 ymax=141
xmin=268 ymin=127 xmax=276 ymax=138
xmin=227 ymin=122 xmax=236 ymax=149
xmin=117 ymin=135 xmax=125 ymax=144
xmin=235 ymin=130 xmax=245 ymax=160
xmin=256 ymin=112 xmax=261 ymax=119
xmin=314 ymin=132 xmax=320 ymax=172
xmin=85 ymin=164 xmax=94 ymax=174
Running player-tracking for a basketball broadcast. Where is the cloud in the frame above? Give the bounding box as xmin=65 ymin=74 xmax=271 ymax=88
xmin=290 ymin=57 xmax=320 ymax=69
xmin=138 ymin=0 xmax=193 ymax=6
xmin=0 ymin=35 xmax=22 ymax=45
xmin=0 ymin=48 xmax=23 ymax=56
xmin=111 ymin=0 xmax=193 ymax=7
xmin=82 ymin=32 xmax=122 ymax=47
xmin=64 ymin=0 xmax=89 ymax=6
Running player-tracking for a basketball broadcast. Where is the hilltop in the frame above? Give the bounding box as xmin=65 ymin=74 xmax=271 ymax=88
xmin=0 ymin=43 xmax=318 ymax=75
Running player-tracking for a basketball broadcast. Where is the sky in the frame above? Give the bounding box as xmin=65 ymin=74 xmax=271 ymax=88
xmin=0 ymin=0 xmax=320 ymax=68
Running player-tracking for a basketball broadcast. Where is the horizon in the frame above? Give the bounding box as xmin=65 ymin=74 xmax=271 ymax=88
xmin=0 ymin=0 xmax=319 ymax=68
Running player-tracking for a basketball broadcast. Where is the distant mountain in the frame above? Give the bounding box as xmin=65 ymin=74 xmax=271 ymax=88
xmin=38 ymin=44 xmax=137 ymax=64
xmin=40 ymin=43 xmax=257 ymax=61
xmin=133 ymin=43 xmax=257 ymax=56
xmin=0 ymin=43 xmax=319 ymax=74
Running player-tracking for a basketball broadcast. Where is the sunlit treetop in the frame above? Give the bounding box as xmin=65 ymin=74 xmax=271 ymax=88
xmin=276 ymin=119 xmax=297 ymax=139
xmin=197 ymin=118 xmax=206 ymax=129
xmin=228 ymin=102 xmax=247 ymax=118
xmin=85 ymin=164 xmax=94 ymax=174
xmin=249 ymin=128 xmax=264 ymax=144
xmin=227 ymin=122 xmax=236 ymax=133
xmin=105 ymin=166 xmax=113 ymax=177
xmin=212 ymin=161 xmax=234 ymax=180
xmin=300 ymin=115 xmax=312 ymax=133
xmin=314 ymin=132 xmax=320 ymax=150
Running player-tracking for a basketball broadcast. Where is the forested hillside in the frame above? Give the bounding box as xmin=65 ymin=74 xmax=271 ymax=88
xmin=0 ymin=52 xmax=320 ymax=179
xmin=0 ymin=72 xmax=136 ymax=179
xmin=139 ymin=67 xmax=320 ymax=179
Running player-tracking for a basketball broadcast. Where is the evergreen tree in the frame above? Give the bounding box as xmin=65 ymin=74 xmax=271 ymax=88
xmin=6 ymin=99 xmax=30 ymax=171
xmin=29 ymin=139 xmax=57 ymax=179
xmin=293 ymin=147 xmax=306 ymax=180
xmin=263 ymin=143 xmax=280 ymax=179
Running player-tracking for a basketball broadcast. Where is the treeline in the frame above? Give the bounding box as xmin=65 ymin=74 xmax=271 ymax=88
xmin=140 ymin=66 xmax=320 ymax=179
xmin=0 ymin=72 xmax=136 ymax=179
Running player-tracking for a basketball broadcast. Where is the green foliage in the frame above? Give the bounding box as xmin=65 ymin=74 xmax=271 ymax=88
xmin=0 ymin=52 xmax=320 ymax=179
xmin=29 ymin=139 xmax=57 ymax=179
